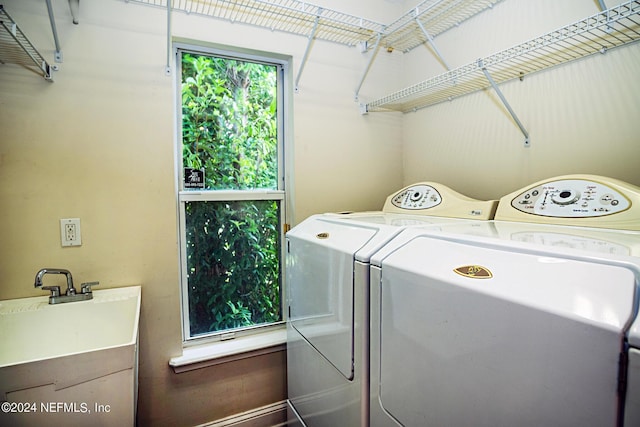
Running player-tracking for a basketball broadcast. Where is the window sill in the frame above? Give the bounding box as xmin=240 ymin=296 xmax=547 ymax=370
xmin=169 ymin=328 xmax=286 ymax=373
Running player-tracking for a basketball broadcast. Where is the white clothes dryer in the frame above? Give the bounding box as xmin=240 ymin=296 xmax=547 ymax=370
xmin=286 ymin=183 xmax=497 ymax=427
xmin=369 ymin=175 xmax=640 ymax=427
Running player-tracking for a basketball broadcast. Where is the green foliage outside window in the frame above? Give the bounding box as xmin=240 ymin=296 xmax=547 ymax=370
xmin=181 ymin=52 xmax=282 ymax=336
xmin=182 ymin=53 xmax=278 ymax=190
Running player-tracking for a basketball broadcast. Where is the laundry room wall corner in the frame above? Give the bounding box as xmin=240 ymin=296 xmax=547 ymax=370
xmin=399 ymin=0 xmax=640 ymax=200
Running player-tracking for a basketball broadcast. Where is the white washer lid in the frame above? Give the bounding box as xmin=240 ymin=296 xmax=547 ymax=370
xmin=382 ymin=233 xmax=636 ymax=333
xmin=294 ymin=213 xmax=483 ymax=263
xmin=370 ymin=221 xmax=499 ymax=266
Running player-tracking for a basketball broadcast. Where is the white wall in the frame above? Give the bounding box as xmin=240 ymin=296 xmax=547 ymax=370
xmin=0 ymin=0 xmax=403 ymax=425
xmin=398 ymin=0 xmax=640 ymax=200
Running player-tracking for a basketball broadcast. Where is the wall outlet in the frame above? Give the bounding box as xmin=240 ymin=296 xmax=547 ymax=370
xmin=60 ymin=218 xmax=82 ymax=247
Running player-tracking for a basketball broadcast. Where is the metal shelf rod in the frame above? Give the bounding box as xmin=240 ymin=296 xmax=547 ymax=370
xmin=294 ymin=8 xmax=320 ymax=92
xmin=355 ymin=32 xmax=382 ymax=102
xmin=416 ymin=18 xmax=451 ymax=70
xmin=480 ymin=61 xmax=530 ymax=147
xmin=45 ymin=0 xmax=62 ymax=62
xmin=166 ymin=0 xmax=172 ymax=75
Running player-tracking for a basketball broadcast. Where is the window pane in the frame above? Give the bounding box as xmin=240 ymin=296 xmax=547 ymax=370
xmin=181 ymin=53 xmax=278 ymax=191
xmin=185 ymin=200 xmax=282 ymax=336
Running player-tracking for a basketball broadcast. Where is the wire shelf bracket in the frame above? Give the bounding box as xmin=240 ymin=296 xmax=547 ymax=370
xmin=294 ymin=7 xmax=321 ymax=92
xmin=480 ymin=60 xmax=530 ymax=147
xmin=355 ymin=32 xmax=382 ymax=103
xmin=165 ymin=0 xmax=172 ymax=75
xmin=416 ymin=17 xmax=452 ymax=71
xmin=45 ymin=0 xmax=62 ymax=63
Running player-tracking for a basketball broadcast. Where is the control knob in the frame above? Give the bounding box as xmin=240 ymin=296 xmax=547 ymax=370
xmin=551 ymin=189 xmax=580 ymax=205
xmin=409 ymin=191 xmax=423 ymax=201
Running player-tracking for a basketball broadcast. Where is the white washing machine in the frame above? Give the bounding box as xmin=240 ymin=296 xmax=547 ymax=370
xmin=286 ymin=183 xmax=497 ymax=427
xmin=369 ymin=175 xmax=640 ymax=427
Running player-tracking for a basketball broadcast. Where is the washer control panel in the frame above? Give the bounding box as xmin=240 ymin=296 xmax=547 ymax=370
xmin=383 ymin=182 xmax=497 ymax=219
xmin=390 ymin=185 xmax=442 ymax=210
xmin=510 ymin=179 xmax=630 ymax=218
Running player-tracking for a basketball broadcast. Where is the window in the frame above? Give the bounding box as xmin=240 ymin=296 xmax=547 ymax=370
xmin=176 ymin=45 xmax=289 ymax=342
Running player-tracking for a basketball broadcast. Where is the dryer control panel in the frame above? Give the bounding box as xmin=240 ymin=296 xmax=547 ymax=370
xmin=495 ymin=175 xmax=640 ymax=231
xmin=383 ymin=182 xmax=497 ymax=220
xmin=510 ymin=179 xmax=630 ymax=217
xmin=390 ymin=185 xmax=442 ymax=210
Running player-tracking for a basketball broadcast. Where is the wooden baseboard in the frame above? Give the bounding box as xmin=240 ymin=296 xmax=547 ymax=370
xmin=197 ymin=401 xmax=288 ymax=427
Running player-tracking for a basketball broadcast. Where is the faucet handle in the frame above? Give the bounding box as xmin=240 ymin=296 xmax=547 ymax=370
xmin=80 ymin=281 xmax=99 ymax=294
xmin=41 ymin=286 xmax=61 ymax=297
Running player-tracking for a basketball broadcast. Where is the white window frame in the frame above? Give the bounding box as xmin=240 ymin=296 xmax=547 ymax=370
xmin=173 ymin=42 xmax=292 ymax=350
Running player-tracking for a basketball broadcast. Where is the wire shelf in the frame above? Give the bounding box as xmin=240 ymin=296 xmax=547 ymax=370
xmin=366 ymin=0 xmax=640 ymax=113
xmin=130 ymin=0 xmax=503 ymax=49
xmin=0 ymin=5 xmax=53 ymax=80
xmin=130 ymin=0 xmax=387 ymax=47
xmin=377 ymin=0 xmax=504 ymax=53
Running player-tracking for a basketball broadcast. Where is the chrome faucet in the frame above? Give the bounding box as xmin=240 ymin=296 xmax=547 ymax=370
xmin=35 ymin=268 xmax=75 ymax=294
xmin=34 ymin=268 xmax=98 ymax=304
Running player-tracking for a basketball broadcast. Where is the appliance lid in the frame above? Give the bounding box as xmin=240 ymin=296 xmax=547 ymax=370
xmin=286 ymin=214 xmax=403 ymax=263
xmin=376 ymin=234 xmax=636 ymax=427
xmin=381 ymin=234 xmax=636 ymax=332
